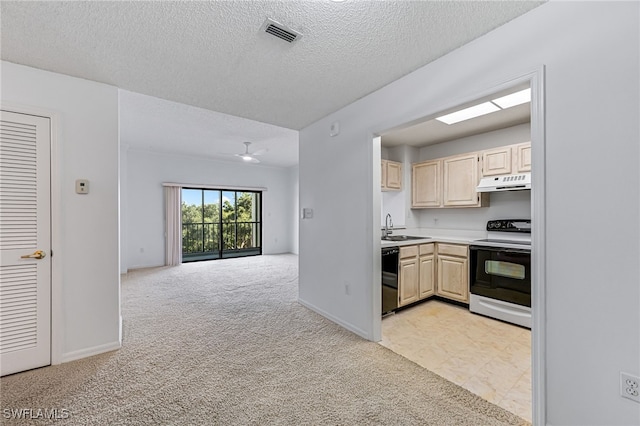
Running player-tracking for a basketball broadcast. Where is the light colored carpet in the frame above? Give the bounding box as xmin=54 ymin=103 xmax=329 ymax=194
xmin=0 ymin=254 xmax=528 ymax=425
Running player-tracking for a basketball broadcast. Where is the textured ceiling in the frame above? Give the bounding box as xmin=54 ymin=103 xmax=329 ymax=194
xmin=1 ymin=1 xmax=544 ymax=131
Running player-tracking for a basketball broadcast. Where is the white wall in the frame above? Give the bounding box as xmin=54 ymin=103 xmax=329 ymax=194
xmin=417 ymin=123 xmax=532 ymax=230
xmin=381 ymin=144 xmax=421 ymax=229
xmin=120 ymin=145 xmax=128 ymax=274
xmin=299 ymin=2 xmax=639 ymax=425
xmin=1 ymin=61 xmax=121 ymax=360
xmin=381 ymin=191 xmax=406 ymax=228
xmin=289 ymin=165 xmax=300 ymax=255
xmin=124 ymin=149 xmax=296 ymax=270
xmin=418 ymin=123 xmax=531 ymax=161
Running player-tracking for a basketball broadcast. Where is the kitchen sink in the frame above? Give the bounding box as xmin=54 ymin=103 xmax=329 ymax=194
xmin=381 ymin=235 xmax=429 ymax=242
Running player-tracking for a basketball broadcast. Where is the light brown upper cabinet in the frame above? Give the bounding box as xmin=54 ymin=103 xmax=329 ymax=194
xmin=381 ymin=160 xmax=402 ymax=191
xmin=412 ymin=153 xmax=487 ymax=209
xmin=412 ymin=160 xmax=441 ymax=207
xmin=443 ymin=153 xmax=483 ymax=207
xmin=515 ymin=142 xmax=532 ymax=173
xmin=480 ymin=142 xmax=531 ymax=177
xmin=482 ymin=146 xmax=512 ymax=176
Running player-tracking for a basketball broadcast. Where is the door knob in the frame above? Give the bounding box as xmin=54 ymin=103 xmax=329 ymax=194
xmin=21 ymin=250 xmax=46 ymax=259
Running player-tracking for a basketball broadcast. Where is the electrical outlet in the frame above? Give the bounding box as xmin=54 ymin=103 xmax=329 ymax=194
xmin=620 ymin=372 xmax=640 ymax=403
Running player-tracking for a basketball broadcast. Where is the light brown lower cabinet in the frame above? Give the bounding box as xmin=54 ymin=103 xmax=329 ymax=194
xmin=436 ymin=243 xmax=469 ymax=303
xmin=418 ymin=243 xmax=435 ymax=299
xmin=398 ymin=246 xmax=419 ymax=307
xmin=398 ymin=243 xmax=435 ymax=307
xmin=396 ymin=242 xmax=468 ymax=307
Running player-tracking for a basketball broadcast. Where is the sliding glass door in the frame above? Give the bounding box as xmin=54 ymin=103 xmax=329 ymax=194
xmin=182 ymin=188 xmax=262 ymax=262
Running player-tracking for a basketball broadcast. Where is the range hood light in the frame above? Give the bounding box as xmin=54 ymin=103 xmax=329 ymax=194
xmin=436 ymin=102 xmax=500 ymax=125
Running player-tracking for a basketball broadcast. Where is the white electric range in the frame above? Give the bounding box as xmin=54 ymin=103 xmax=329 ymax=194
xmin=469 ymin=219 xmax=532 ymax=328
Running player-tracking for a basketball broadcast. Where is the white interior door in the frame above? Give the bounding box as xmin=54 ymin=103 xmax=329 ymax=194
xmin=0 ymin=110 xmax=51 ymax=376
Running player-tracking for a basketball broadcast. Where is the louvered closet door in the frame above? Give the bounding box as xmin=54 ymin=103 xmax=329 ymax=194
xmin=0 ymin=110 xmax=51 ymax=376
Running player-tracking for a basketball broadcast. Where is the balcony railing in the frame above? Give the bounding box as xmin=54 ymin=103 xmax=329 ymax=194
xmin=182 ymin=222 xmax=261 ymax=258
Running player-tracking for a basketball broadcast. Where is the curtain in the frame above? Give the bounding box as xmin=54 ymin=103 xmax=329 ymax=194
xmin=165 ymin=186 xmax=182 ymax=266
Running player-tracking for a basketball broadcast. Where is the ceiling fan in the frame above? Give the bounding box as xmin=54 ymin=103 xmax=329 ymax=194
xmin=225 ymin=142 xmax=267 ymax=163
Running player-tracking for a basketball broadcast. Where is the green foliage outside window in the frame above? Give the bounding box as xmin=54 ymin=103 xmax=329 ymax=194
xmin=181 ymin=190 xmax=260 ymax=255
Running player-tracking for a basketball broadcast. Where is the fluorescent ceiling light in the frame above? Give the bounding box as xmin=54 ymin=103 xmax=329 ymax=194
xmin=492 ymin=88 xmax=531 ymax=109
xmin=242 ymin=155 xmax=253 ymax=161
xmin=436 ymin=102 xmax=500 ymax=125
xmin=436 ymin=88 xmax=531 ymax=125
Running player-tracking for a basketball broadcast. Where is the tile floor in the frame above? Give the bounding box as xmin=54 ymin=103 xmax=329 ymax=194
xmin=380 ymin=300 xmax=532 ymax=423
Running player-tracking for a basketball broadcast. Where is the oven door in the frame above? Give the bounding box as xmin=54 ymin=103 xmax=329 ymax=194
xmin=469 ymin=246 xmax=531 ymax=307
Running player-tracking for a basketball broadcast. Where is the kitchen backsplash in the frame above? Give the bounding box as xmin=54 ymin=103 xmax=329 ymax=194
xmin=416 ymin=190 xmax=531 ymax=230
xmin=381 ymin=191 xmax=406 ymax=227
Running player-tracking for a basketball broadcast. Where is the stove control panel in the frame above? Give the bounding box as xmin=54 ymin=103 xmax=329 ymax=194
xmin=486 ymin=219 xmax=531 ymax=233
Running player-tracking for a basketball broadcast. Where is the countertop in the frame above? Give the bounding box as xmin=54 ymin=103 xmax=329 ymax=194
xmin=380 ymin=228 xmax=484 ymax=248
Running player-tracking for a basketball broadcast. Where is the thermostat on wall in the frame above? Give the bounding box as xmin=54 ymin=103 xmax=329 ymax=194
xmin=76 ymin=179 xmax=89 ymax=194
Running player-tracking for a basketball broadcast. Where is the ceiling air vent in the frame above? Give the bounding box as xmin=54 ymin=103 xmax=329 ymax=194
xmin=261 ymin=18 xmax=302 ymax=44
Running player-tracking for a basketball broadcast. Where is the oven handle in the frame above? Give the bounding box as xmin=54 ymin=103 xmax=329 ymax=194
xmin=469 ymin=245 xmax=531 ymax=254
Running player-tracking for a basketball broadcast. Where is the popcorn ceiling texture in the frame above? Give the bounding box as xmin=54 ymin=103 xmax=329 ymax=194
xmin=0 ymin=255 xmax=528 ymax=425
xmin=0 ymin=1 xmax=543 ymax=130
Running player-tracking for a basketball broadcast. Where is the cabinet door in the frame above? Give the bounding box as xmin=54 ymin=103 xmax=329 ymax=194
xmin=398 ymin=257 xmax=419 ymax=306
xmin=412 ymin=160 xmax=441 ymax=208
xmin=515 ymin=143 xmax=532 ymax=172
xmin=443 ymin=153 xmax=481 ymax=207
xmin=482 ymin=146 xmax=512 ymax=176
xmin=419 ymin=254 xmax=435 ymax=299
xmin=381 ymin=160 xmax=387 ymax=189
xmin=386 ymin=161 xmax=402 ymax=190
xmin=437 ymin=254 xmax=469 ymax=303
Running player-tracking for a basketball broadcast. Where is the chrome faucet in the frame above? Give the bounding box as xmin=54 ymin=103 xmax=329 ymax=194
xmin=383 ymin=213 xmax=393 ymax=238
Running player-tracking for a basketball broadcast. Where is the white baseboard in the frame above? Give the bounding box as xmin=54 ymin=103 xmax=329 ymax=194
xmin=297 ymin=298 xmax=372 ymax=341
xmin=60 ymin=341 xmax=121 ymax=364
xmin=127 ymin=262 xmax=165 ymax=271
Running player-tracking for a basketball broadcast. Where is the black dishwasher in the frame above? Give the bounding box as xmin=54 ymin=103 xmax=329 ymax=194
xmin=381 ymin=247 xmax=399 ymax=315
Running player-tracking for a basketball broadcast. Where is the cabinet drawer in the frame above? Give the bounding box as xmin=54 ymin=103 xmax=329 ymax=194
xmin=437 ymin=243 xmax=468 ymax=257
xmin=419 ymin=243 xmax=434 ymax=255
xmin=400 ymin=245 xmax=418 ymax=259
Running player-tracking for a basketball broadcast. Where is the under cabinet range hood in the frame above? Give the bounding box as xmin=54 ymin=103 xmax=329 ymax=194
xmin=476 ymin=173 xmax=531 ymax=193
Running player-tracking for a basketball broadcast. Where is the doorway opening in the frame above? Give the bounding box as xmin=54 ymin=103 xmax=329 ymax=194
xmin=373 ymin=72 xmax=544 ymax=424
